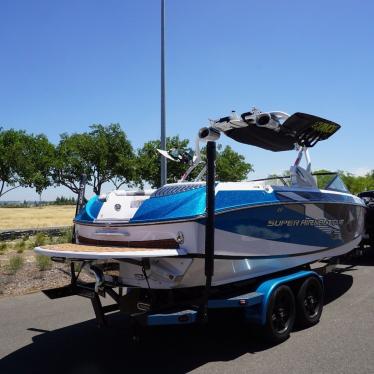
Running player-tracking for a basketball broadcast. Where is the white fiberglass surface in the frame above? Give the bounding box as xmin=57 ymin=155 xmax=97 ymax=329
xmin=117 ymin=237 xmax=362 ymax=289
xmin=216 ymin=181 xmax=271 ymax=191
xmin=95 ymin=193 xmax=150 ymax=222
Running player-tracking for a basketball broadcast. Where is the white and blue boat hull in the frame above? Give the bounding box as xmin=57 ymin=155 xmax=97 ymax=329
xmin=71 ymin=183 xmax=365 ymax=288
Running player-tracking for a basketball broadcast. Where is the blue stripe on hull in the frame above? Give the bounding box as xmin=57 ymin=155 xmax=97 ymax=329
xmin=215 ymin=190 xmax=279 ymax=211
xmin=211 ymin=203 xmax=364 ymax=248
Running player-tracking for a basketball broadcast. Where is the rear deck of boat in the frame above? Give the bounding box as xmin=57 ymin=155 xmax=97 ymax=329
xmin=35 ymin=243 xmax=185 ymax=259
xmin=42 ymin=243 xmax=169 ymax=252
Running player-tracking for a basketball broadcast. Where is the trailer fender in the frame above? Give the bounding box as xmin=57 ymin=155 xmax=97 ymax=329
xmin=245 ymin=270 xmax=323 ymax=325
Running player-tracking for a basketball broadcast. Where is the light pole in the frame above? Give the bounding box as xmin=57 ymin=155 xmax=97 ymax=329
xmin=160 ymin=0 xmax=167 ymax=186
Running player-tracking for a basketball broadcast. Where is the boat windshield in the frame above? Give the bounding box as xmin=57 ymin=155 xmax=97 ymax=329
xmin=324 ymin=175 xmax=350 ymax=193
xmin=249 ymin=172 xmax=347 ymax=190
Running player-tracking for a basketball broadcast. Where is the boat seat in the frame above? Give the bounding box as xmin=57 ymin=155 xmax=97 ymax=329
xmin=290 ymin=165 xmax=317 ymax=188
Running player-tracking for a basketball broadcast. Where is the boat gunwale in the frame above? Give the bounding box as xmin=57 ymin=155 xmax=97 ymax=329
xmin=74 ymin=199 xmax=365 ymax=227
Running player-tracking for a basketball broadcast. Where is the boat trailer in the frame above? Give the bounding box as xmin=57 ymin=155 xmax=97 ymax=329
xmin=43 ymin=141 xmax=330 ymax=343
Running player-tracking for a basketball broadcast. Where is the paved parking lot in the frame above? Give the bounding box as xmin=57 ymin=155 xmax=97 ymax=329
xmin=1 ymin=252 xmax=374 ymax=374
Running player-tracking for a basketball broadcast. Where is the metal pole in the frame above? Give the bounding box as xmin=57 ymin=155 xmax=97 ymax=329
xmin=201 ymin=141 xmax=216 ymax=320
xmin=72 ymin=174 xmax=87 ymax=244
xmin=160 ymin=0 xmax=167 ymax=186
xmin=75 ymin=174 xmax=87 ymax=217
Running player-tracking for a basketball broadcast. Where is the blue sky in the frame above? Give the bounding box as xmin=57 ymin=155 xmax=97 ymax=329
xmin=1 ymin=0 xmax=373 ymax=200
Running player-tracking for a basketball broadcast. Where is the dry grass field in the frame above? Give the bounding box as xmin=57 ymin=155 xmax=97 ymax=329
xmin=0 ymin=205 xmax=76 ymax=230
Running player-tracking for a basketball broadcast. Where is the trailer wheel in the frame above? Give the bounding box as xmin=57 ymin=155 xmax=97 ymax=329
xmin=296 ymin=276 xmax=323 ymax=328
xmin=263 ymin=285 xmax=295 ymax=344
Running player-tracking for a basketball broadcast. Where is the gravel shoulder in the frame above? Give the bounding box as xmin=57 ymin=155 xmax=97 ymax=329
xmin=0 ymin=259 xmax=71 ymax=297
xmin=0 ymin=231 xmax=80 ymax=297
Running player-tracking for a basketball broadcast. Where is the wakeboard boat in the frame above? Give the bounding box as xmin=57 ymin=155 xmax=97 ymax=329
xmin=35 ymin=108 xmax=366 ymax=290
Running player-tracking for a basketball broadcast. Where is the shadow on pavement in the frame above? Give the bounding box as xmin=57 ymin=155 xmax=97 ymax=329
xmin=323 ymin=271 xmax=353 ymax=306
xmin=0 ymin=312 xmax=274 ymax=374
xmin=340 ymin=248 xmax=374 ymax=267
xmin=0 ymin=270 xmax=355 ymax=374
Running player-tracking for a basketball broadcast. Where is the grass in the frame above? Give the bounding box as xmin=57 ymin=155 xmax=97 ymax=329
xmin=0 ymin=205 xmax=75 ymax=230
xmin=6 ymin=255 xmax=24 ymax=274
xmin=0 ymin=229 xmax=72 ymax=257
xmin=0 ymin=242 xmax=7 ymax=253
xmin=33 ymin=228 xmax=73 ymax=246
xmin=56 ymin=227 xmax=73 ymax=244
xmin=14 ymin=240 xmax=26 ymax=253
xmin=34 ymin=232 xmax=48 ymax=246
xmin=35 ymin=254 xmax=52 ymax=271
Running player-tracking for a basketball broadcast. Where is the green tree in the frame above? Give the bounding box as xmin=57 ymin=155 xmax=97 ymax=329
xmin=308 ymin=169 xmax=374 ymax=194
xmin=136 ymin=136 xmax=191 ymax=188
xmin=366 ymin=171 xmax=374 ymax=190
xmin=27 ymin=134 xmax=55 ymax=201
xmin=340 ymin=171 xmax=374 ymax=194
xmin=312 ymin=169 xmax=336 ymax=189
xmin=54 ymin=124 xmax=136 ymax=195
xmin=53 ymin=132 xmax=92 ymax=194
xmin=0 ymin=129 xmax=34 ymax=198
xmin=0 ymin=129 xmax=55 ymax=200
xmin=216 ymin=145 xmax=254 ymax=181
xmin=137 ymin=137 xmax=253 ymax=188
xmin=88 ymin=124 xmax=137 ymax=193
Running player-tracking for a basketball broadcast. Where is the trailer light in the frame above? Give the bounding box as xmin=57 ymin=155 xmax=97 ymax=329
xmin=178 ymin=315 xmax=190 ymax=323
xmin=239 ymin=299 xmax=247 ymax=305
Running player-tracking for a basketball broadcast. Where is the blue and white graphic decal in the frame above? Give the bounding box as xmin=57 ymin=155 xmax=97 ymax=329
xmin=213 ymin=188 xmax=362 ymax=214
xmin=213 ymin=204 xmax=348 ymax=247
xmin=276 ymin=190 xmax=364 ymax=205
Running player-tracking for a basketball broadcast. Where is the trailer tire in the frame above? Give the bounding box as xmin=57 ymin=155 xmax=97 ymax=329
xmin=296 ymin=276 xmax=323 ymax=328
xmin=263 ymin=285 xmax=295 ymax=344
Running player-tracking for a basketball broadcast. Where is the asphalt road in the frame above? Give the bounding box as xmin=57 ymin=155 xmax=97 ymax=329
xmin=1 ymin=253 xmax=374 ymax=374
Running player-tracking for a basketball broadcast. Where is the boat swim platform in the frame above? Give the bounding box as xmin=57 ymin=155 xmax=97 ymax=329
xmin=34 ymin=243 xmax=187 ymax=260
